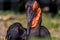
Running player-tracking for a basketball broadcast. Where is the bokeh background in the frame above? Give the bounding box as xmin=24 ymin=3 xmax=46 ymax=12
xmin=0 ymin=0 xmax=60 ymax=40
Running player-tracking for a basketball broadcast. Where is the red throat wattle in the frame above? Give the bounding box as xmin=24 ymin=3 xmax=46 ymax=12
xmin=31 ymin=8 xmax=41 ymax=28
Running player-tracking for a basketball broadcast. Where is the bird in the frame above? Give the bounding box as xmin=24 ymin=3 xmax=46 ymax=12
xmin=25 ymin=0 xmax=51 ymax=39
xmin=6 ymin=22 xmax=27 ymax=40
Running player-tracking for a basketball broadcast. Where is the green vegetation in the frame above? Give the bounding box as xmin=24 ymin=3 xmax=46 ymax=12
xmin=0 ymin=11 xmax=60 ymax=40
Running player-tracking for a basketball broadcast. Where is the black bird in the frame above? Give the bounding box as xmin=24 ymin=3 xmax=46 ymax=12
xmin=6 ymin=22 xmax=26 ymax=40
xmin=25 ymin=0 xmax=51 ymax=39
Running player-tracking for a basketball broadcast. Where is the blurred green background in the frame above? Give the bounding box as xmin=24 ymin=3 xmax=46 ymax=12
xmin=0 ymin=0 xmax=60 ymax=40
xmin=0 ymin=11 xmax=60 ymax=40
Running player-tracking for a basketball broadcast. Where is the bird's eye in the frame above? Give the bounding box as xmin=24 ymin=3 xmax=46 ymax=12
xmin=32 ymin=1 xmax=38 ymax=11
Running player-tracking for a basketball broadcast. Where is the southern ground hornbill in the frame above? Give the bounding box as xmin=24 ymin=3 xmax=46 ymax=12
xmin=6 ymin=22 xmax=26 ymax=40
xmin=25 ymin=0 xmax=51 ymax=39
